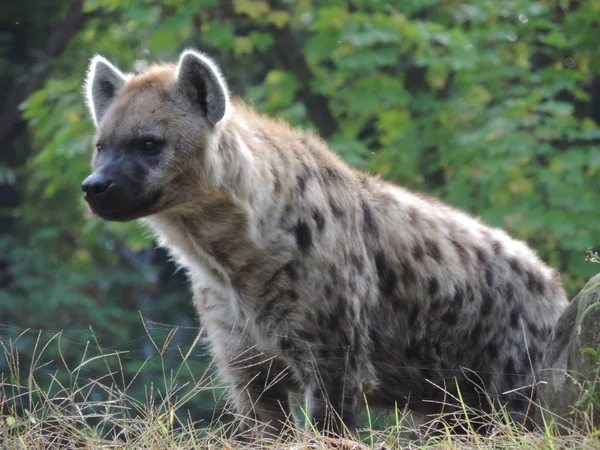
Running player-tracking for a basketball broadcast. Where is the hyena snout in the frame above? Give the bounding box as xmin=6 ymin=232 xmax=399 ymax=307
xmin=81 ymin=171 xmax=114 ymax=200
xmin=82 ymin=163 xmax=160 ymax=222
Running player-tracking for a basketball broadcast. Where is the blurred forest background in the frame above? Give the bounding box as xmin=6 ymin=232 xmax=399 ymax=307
xmin=1 ymin=0 xmax=600 ymax=425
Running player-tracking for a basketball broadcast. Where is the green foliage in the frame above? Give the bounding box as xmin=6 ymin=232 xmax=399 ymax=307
xmin=42 ymin=0 xmax=598 ymax=293
xmin=3 ymin=0 xmax=600 ymax=427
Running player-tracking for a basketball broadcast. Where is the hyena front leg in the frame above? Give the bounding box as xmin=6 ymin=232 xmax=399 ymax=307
xmin=306 ymin=378 xmax=360 ymax=436
xmin=217 ymin=343 xmax=296 ymax=442
xmin=304 ymin=359 xmax=362 ymax=437
xmin=196 ymin=291 xmax=296 ymax=442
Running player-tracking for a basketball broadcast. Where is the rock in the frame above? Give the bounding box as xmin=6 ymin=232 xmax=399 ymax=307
xmin=536 ymin=273 xmax=600 ymax=432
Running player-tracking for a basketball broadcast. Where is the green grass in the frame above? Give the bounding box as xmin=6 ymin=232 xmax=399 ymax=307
xmin=1 ymin=327 xmax=599 ymax=449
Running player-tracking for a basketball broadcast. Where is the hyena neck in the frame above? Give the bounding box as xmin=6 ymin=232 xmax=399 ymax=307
xmin=209 ymin=120 xmax=279 ymax=216
xmin=145 ymin=113 xmax=300 ymax=294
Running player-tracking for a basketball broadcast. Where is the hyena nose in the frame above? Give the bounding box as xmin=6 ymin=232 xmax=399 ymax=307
xmin=81 ymin=174 xmax=114 ymax=199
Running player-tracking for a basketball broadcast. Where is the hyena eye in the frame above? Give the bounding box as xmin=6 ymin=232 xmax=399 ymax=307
xmin=140 ymin=139 xmax=161 ymax=153
xmin=95 ymin=143 xmax=103 ymax=151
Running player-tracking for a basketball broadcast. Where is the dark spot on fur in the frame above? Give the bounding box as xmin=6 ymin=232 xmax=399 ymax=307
xmin=451 ymin=238 xmax=470 ymax=265
xmin=485 ymin=265 xmax=494 ymax=286
xmin=335 ymin=295 xmax=347 ymax=316
xmin=297 ymin=329 xmax=315 ymax=343
xmin=297 ymin=172 xmax=309 ymax=195
xmin=428 ymin=278 xmax=440 ymax=296
xmin=492 ymin=241 xmax=502 ymax=255
xmin=362 ymin=201 xmax=378 ymax=236
xmin=509 ymin=258 xmax=522 ymax=275
xmin=510 ymin=307 xmax=520 ymax=330
xmin=258 ymin=289 xmax=296 ymax=323
xmin=375 ymin=251 xmax=397 ymax=296
xmin=370 ymin=326 xmax=384 ymax=355
xmin=261 ymin=265 xmax=288 ymax=298
xmin=441 ymin=311 xmax=458 ymax=325
xmin=452 ymin=286 xmax=464 ymax=309
xmin=350 ymin=253 xmax=364 ymax=273
xmin=271 ymin=165 xmax=281 ymax=193
xmin=288 ymin=289 xmax=299 ymax=301
xmin=466 ymin=285 xmax=476 ymax=303
xmin=318 ymin=345 xmax=334 ymax=359
xmin=407 ymin=207 xmax=420 ymax=225
xmin=543 ymin=326 xmax=552 ymax=339
xmin=328 ymin=265 xmax=340 ymax=285
xmin=323 ymin=167 xmax=342 ymax=183
xmin=527 ymin=322 xmax=540 ymax=339
xmin=470 ymin=323 xmax=483 ymax=344
xmin=405 ymin=343 xmax=419 ymax=360
xmin=317 ymin=311 xmax=329 ymax=332
xmin=348 ymin=352 xmax=358 ymax=369
xmin=552 ymin=269 xmax=562 ymax=285
xmin=352 ymin=331 xmax=361 ymax=349
xmin=348 ymin=278 xmax=356 ymax=292
xmin=312 ymin=209 xmax=325 ymax=232
xmin=280 ymin=337 xmax=293 ymax=351
xmin=505 ymin=283 xmax=514 ymax=304
xmin=324 ymin=284 xmax=333 ymax=299
xmin=327 ymin=296 xmax=347 ymax=330
xmin=294 ymin=221 xmax=312 ymax=251
xmin=401 ymin=261 xmax=416 ymax=285
xmin=485 ymin=342 xmax=498 ymax=359
xmin=329 ymin=197 xmax=344 ymax=218
xmin=408 ymin=304 xmax=420 ymax=329
xmin=528 ymin=348 xmax=539 ymax=365
xmin=412 ymin=244 xmax=424 ymax=261
xmin=522 ymin=349 xmax=534 ymax=370
xmin=425 ymin=239 xmax=442 ymax=262
xmin=552 ymin=320 xmax=569 ymax=344
xmin=392 ymin=297 xmax=408 ymax=313
xmin=284 ymin=263 xmax=298 ymax=281
xmin=475 ymin=247 xmax=488 ymax=265
xmin=480 ymin=291 xmax=493 ymax=316
xmin=358 ymin=174 xmax=371 ymax=188
xmin=526 ymin=270 xmax=544 ymax=295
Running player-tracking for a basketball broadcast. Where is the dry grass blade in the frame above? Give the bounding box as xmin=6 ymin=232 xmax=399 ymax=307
xmin=1 ymin=326 xmax=599 ymax=449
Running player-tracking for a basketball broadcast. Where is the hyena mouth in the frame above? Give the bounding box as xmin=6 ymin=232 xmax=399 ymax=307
xmin=91 ymin=191 xmax=162 ymax=222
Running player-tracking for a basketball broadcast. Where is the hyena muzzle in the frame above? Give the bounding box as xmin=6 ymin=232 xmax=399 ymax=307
xmin=82 ymin=49 xmax=569 ymax=440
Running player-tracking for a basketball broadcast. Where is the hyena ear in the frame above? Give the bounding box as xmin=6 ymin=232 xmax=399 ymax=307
xmin=175 ymin=50 xmax=230 ymax=125
xmin=84 ymin=55 xmax=128 ymax=126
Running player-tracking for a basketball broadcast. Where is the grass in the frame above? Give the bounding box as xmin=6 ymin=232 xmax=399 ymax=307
xmin=1 ymin=326 xmax=599 ymax=449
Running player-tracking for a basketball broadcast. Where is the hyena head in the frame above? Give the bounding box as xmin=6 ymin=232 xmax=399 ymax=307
xmin=82 ymin=50 xmax=231 ymax=221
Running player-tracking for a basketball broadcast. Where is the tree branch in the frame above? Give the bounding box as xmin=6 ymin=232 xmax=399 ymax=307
xmin=0 ymin=0 xmax=88 ymax=142
xmin=267 ymin=0 xmax=339 ymax=139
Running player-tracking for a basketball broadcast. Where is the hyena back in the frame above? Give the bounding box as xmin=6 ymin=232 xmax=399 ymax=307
xmin=82 ymin=50 xmax=568 ymax=438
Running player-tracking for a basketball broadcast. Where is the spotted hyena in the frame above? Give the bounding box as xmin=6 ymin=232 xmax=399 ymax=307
xmin=82 ymin=49 xmax=568 ymax=439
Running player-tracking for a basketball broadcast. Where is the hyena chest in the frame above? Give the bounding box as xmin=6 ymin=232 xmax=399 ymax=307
xmin=174 ymin=230 xmax=296 ymax=335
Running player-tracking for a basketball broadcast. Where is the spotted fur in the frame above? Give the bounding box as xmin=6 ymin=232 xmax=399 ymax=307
xmin=83 ymin=50 xmax=569 ymax=439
